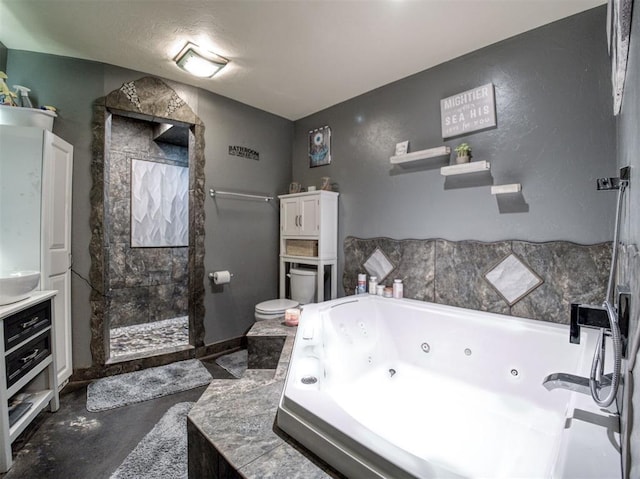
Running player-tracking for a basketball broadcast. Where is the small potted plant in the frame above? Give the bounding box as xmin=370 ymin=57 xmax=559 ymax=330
xmin=454 ymin=143 xmax=471 ymax=164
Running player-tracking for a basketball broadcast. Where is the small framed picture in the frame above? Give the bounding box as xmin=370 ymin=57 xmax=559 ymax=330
xmin=309 ymin=126 xmax=331 ymax=168
xmin=395 ymin=141 xmax=409 ymax=156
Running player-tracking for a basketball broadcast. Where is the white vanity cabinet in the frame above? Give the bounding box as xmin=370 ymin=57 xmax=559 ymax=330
xmin=279 ymin=191 xmax=339 ymax=302
xmin=0 ymin=126 xmax=73 ymax=389
xmin=0 ymin=292 xmax=59 ymax=472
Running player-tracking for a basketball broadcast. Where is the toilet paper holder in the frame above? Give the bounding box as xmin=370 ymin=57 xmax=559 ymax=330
xmin=208 ymin=271 xmax=234 ymax=284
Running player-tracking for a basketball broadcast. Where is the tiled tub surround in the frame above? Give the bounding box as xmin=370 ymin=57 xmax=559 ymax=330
xmin=278 ymin=296 xmax=621 ymax=478
xmin=188 ymin=319 xmax=343 ymax=479
xmin=344 ymin=237 xmax=611 ymax=324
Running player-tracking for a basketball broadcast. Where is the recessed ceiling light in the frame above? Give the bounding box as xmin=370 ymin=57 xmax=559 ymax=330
xmin=174 ymin=42 xmax=229 ymax=78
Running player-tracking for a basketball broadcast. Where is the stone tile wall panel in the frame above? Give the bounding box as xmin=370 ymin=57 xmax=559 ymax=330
xmin=345 ymin=236 xmax=611 ymax=324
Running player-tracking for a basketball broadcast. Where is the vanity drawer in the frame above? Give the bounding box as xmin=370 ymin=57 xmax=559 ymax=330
xmin=6 ymin=331 xmax=51 ymax=388
xmin=4 ymin=301 xmax=51 ymax=351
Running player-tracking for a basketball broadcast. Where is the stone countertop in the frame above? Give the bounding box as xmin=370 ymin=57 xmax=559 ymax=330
xmin=188 ymin=319 xmax=337 ymax=479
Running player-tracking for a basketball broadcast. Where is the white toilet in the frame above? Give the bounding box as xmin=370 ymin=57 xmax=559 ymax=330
xmin=254 ymin=267 xmax=317 ymax=321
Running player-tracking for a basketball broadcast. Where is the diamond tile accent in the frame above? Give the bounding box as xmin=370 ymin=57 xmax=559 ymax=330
xmin=363 ymin=247 xmax=395 ymax=281
xmin=484 ymin=253 xmax=543 ymax=305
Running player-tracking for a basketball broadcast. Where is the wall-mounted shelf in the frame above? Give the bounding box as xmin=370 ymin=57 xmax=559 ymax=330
xmin=390 ymin=146 xmax=450 ymax=166
xmin=440 ymin=160 xmax=490 ymax=176
xmin=491 ymin=184 xmax=522 ymax=195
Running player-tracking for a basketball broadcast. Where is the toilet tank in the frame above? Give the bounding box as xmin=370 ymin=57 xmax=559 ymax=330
xmin=290 ymin=268 xmax=317 ymax=304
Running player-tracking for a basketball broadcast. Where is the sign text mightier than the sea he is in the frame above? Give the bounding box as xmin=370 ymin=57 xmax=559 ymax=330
xmin=228 ymin=145 xmax=259 ymax=161
xmin=440 ymin=83 xmax=497 ymax=138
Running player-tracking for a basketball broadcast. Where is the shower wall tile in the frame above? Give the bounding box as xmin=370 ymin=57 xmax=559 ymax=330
xmin=149 ymin=283 xmax=188 ymax=322
xmin=111 ymin=116 xmax=152 ymax=154
xmin=107 ymin=243 xmax=127 ymax=289
xmin=344 ymin=237 xmax=611 ymax=324
xmin=511 ymin=241 xmax=610 ymax=324
xmin=435 ymin=240 xmax=511 ymax=315
xmin=107 ymin=150 xmax=131 ymax=200
xmin=107 ymin=197 xmax=130 ymax=245
xmin=172 ymin=248 xmax=189 ymax=282
xmin=105 ymin=116 xmax=189 ymax=328
xmin=109 ymin=287 xmax=150 ymax=328
xmin=154 ymin=142 xmax=189 ymax=165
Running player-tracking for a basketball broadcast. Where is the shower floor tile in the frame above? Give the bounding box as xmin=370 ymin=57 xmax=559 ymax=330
xmin=109 ymin=316 xmax=190 ymax=362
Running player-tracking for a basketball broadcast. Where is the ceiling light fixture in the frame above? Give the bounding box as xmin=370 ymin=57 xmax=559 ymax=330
xmin=174 ymin=42 xmax=229 ymax=78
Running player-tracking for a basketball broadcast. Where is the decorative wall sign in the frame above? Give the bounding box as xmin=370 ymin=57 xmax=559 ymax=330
xmin=229 ymin=145 xmax=259 ymax=160
xmin=440 ymin=83 xmax=496 ymax=138
xmin=131 ymin=159 xmax=189 ymax=247
xmin=395 ymin=141 xmax=409 ymax=156
xmin=309 ymin=125 xmax=331 ymax=167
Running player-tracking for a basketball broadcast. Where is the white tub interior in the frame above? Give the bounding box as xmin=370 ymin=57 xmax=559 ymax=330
xmin=278 ymin=295 xmax=621 ymax=479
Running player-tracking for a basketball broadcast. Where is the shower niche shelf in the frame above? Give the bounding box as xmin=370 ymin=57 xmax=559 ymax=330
xmin=390 ymin=146 xmax=450 ymax=167
xmin=440 ymin=160 xmax=491 ymax=176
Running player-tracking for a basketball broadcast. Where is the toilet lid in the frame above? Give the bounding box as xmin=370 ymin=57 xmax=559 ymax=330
xmin=256 ymin=299 xmax=299 ymax=314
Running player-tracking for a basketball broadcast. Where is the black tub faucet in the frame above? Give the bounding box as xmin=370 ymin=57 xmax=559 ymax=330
xmin=569 ymin=289 xmax=630 ymax=358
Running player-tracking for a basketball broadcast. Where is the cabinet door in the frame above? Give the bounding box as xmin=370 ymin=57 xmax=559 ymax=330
xmin=42 ymin=132 xmax=73 ymax=276
xmin=281 ymin=197 xmax=300 ymax=236
xmin=41 ymin=132 xmax=73 ymax=387
xmin=49 ymin=272 xmax=72 ymax=386
xmin=299 ymin=196 xmax=319 ymax=236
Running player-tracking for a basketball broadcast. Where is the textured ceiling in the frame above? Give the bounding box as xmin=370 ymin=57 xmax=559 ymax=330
xmin=0 ymin=0 xmax=605 ymax=120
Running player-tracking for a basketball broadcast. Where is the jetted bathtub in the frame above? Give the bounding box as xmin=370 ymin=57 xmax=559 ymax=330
xmin=277 ymin=295 xmax=621 ymax=479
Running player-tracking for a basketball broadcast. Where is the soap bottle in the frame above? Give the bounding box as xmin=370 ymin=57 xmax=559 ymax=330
xmin=368 ymin=276 xmax=378 ymax=294
xmin=393 ymin=279 xmax=403 ymax=299
xmin=13 ymin=85 xmax=33 ymax=108
xmin=356 ymin=273 xmax=367 ymax=294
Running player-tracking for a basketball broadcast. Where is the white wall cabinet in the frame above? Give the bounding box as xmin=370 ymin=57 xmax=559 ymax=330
xmin=278 ymin=191 xmax=338 ymax=302
xmin=281 ymin=195 xmax=320 ymax=237
xmin=0 ymin=126 xmax=73 ymax=389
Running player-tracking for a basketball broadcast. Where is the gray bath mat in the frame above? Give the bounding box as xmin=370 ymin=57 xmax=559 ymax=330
xmin=215 ymin=349 xmax=248 ymax=378
xmin=110 ymin=401 xmax=193 ymax=479
xmin=86 ymin=359 xmax=212 ymax=411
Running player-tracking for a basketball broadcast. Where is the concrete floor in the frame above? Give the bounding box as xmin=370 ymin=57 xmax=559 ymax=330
xmin=1 ymin=358 xmax=232 ymax=479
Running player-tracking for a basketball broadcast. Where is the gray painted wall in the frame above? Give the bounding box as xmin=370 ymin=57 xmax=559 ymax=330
xmin=6 ymin=51 xmax=105 ymax=370
xmin=6 ymin=50 xmax=293 ymax=368
xmin=0 ymin=42 xmax=7 ymax=73
xmin=293 ymin=7 xmax=616 ymax=297
xmin=616 ymin=0 xmax=640 ymax=475
xmin=198 ymin=91 xmax=292 ymax=344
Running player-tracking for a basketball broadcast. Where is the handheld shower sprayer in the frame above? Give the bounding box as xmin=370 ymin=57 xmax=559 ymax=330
xmin=589 ymin=166 xmax=629 ymax=407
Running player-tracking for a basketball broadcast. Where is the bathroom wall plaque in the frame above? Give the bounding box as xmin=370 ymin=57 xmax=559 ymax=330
xmin=131 ymin=159 xmax=189 ymax=247
xmin=229 ymin=145 xmax=259 ymax=160
xmin=440 ymin=83 xmax=496 ymax=138
xmin=309 ymin=125 xmax=331 ymax=167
